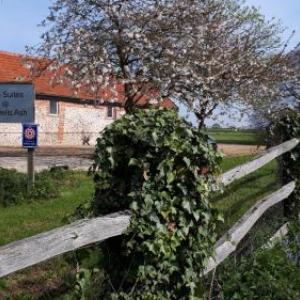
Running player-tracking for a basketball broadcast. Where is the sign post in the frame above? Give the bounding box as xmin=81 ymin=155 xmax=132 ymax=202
xmin=22 ymin=124 xmax=38 ymax=190
xmin=0 ymin=83 xmax=36 ymax=190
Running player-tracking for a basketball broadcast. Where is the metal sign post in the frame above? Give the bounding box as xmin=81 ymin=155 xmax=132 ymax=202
xmin=22 ymin=124 xmax=38 ymax=190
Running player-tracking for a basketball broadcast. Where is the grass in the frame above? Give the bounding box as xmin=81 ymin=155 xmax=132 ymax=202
xmin=205 ymin=128 xmax=267 ymax=145
xmin=0 ymin=156 xmax=281 ymax=299
xmin=0 ymin=171 xmax=93 ymax=300
xmin=0 ymin=172 xmax=93 ymax=246
xmin=214 ymin=155 xmax=280 ymax=233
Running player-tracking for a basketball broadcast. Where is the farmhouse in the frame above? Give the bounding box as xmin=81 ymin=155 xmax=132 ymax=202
xmin=0 ymin=51 xmax=174 ymax=146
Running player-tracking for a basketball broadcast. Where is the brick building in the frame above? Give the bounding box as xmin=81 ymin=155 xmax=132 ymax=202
xmin=0 ymin=51 xmax=174 ymax=146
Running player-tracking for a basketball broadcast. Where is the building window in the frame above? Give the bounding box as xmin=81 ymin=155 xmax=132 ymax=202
xmin=107 ymin=105 xmax=113 ymax=118
xmin=50 ymin=100 xmax=58 ymax=115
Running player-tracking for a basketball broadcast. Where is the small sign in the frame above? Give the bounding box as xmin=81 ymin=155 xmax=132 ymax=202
xmin=0 ymin=83 xmax=34 ymax=123
xmin=22 ymin=124 xmax=38 ymax=148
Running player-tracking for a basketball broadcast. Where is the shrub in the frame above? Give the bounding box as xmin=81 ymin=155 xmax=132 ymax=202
xmin=219 ymin=246 xmax=300 ymax=300
xmin=0 ymin=167 xmax=68 ymax=206
xmin=217 ymin=220 xmax=300 ymax=300
xmin=29 ymin=170 xmax=60 ymax=200
xmin=0 ymin=168 xmax=27 ymax=206
xmin=91 ymin=109 xmax=222 ymax=299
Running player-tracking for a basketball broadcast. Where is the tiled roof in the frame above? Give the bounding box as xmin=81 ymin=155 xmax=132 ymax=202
xmin=0 ymin=50 xmax=175 ymax=109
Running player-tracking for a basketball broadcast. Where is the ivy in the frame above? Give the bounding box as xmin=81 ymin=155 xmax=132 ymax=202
xmin=269 ymin=110 xmax=300 ymax=219
xmin=90 ymin=109 xmax=222 ymax=299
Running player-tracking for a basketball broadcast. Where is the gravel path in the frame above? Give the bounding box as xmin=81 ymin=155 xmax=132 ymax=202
xmin=0 ymin=144 xmax=266 ymax=173
xmin=0 ymin=156 xmax=93 ymax=173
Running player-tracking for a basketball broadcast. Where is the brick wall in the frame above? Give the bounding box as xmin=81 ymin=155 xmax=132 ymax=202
xmin=0 ymin=98 xmax=124 ymax=146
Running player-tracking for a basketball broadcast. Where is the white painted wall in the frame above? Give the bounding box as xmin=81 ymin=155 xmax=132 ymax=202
xmin=63 ymin=106 xmax=113 ymax=145
xmin=0 ymin=99 xmax=123 ymax=147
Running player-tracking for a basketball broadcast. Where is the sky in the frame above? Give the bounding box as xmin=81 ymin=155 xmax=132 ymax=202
xmin=0 ymin=0 xmax=299 ymax=127
xmin=0 ymin=0 xmax=299 ymax=54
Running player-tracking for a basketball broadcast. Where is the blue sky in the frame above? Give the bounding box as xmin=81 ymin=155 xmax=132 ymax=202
xmin=0 ymin=0 xmax=51 ymax=53
xmin=0 ymin=0 xmax=299 ymax=54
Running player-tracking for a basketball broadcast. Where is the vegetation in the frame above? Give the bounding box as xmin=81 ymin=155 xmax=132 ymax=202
xmin=203 ymin=220 xmax=300 ymax=300
xmin=0 ymin=171 xmax=93 ymax=246
xmin=32 ymin=0 xmax=295 ymax=126
xmin=218 ymin=243 xmax=300 ymax=300
xmin=0 ymin=125 xmax=297 ymax=299
xmin=0 ymin=167 xmax=87 ymax=207
xmin=0 ymin=168 xmax=60 ymax=207
xmin=269 ymin=110 xmax=300 ymax=218
xmin=204 ymin=128 xmax=267 ymax=145
xmin=213 ymin=156 xmax=280 ymax=233
xmin=0 ymin=171 xmax=93 ymax=299
xmin=90 ymin=109 xmax=222 ymax=299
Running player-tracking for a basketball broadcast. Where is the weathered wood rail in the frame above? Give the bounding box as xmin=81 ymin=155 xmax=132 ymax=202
xmin=0 ymin=138 xmax=299 ymax=278
xmin=0 ymin=213 xmax=130 ymax=278
xmin=219 ymin=138 xmax=299 ymax=187
xmin=203 ymin=181 xmax=295 ymax=275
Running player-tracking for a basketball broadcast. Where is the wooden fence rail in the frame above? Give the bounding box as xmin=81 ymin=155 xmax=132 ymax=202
xmin=203 ymin=181 xmax=295 ymax=275
xmin=0 ymin=213 xmax=130 ymax=278
xmin=0 ymin=138 xmax=298 ymax=278
xmin=219 ymin=138 xmax=299 ymax=187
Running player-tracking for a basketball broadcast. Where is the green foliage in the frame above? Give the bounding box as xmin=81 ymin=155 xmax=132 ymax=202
xmin=0 ymin=168 xmax=27 ymax=206
xmin=0 ymin=168 xmax=68 ymax=207
xmin=217 ymin=220 xmax=300 ymax=300
xmin=269 ymin=111 xmax=300 ymax=218
xmin=219 ymin=246 xmax=300 ymax=300
xmin=0 ymin=171 xmax=93 ymax=300
xmin=91 ymin=109 xmax=222 ymax=299
xmin=204 ymin=128 xmax=267 ymax=145
xmin=213 ymin=157 xmax=280 ymax=235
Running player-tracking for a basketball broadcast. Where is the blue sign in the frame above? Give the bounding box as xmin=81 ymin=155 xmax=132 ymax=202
xmin=22 ymin=124 xmax=38 ymax=148
xmin=0 ymin=83 xmax=34 ymax=123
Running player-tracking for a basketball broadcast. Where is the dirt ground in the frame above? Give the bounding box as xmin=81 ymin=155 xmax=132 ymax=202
xmin=0 ymin=144 xmax=265 ymax=159
xmin=0 ymin=146 xmax=94 ymax=158
xmin=218 ymin=144 xmax=266 ymax=157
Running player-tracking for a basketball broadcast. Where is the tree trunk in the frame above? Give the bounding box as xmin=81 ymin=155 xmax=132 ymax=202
xmin=123 ymin=82 xmax=135 ymax=114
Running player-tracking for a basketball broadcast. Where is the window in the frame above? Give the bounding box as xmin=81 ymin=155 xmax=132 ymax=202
xmin=107 ymin=105 xmax=113 ymax=118
xmin=50 ymin=100 xmax=58 ymax=115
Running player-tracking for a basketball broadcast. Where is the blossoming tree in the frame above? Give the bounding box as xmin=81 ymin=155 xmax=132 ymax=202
xmin=30 ymin=0 xmax=297 ymax=127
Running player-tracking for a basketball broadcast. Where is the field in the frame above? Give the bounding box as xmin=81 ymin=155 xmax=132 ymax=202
xmin=213 ymin=156 xmax=280 ymax=234
xmin=204 ymin=128 xmax=267 ymax=145
xmin=0 ymin=155 xmax=280 ymax=299
xmin=0 ymin=171 xmax=94 ymax=300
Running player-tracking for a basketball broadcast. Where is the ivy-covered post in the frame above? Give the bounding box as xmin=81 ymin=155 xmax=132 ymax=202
xmin=90 ymin=109 xmax=223 ymax=299
xmin=270 ymin=111 xmax=300 ymax=220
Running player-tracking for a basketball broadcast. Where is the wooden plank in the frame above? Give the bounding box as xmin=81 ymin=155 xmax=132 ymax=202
xmin=203 ymin=181 xmax=295 ymax=276
xmin=219 ymin=138 xmax=299 ymax=187
xmin=0 ymin=212 xmax=130 ymax=278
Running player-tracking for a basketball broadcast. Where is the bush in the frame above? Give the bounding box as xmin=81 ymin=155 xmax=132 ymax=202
xmin=29 ymin=170 xmax=60 ymax=200
xmin=0 ymin=167 xmax=67 ymax=206
xmin=0 ymin=168 xmax=27 ymax=206
xmin=216 ymin=220 xmax=300 ymax=300
xmin=91 ymin=109 xmax=222 ymax=299
xmin=219 ymin=246 xmax=300 ymax=300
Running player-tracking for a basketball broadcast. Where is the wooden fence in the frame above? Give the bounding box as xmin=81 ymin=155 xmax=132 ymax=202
xmin=0 ymin=138 xmax=299 ymax=279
